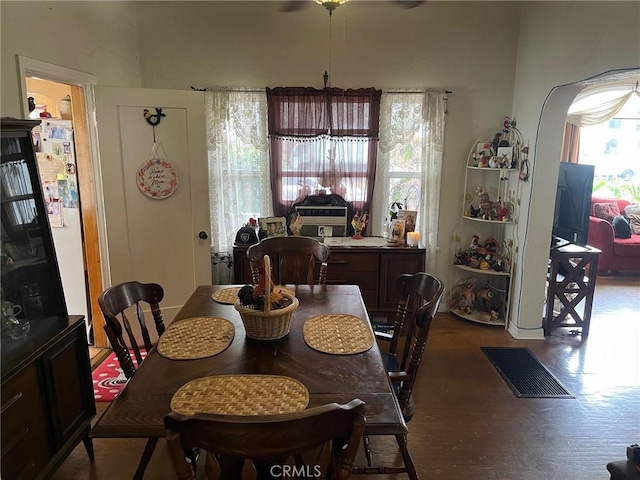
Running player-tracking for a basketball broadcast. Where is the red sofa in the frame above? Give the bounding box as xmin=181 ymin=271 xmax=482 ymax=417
xmin=588 ymin=197 xmax=640 ymax=274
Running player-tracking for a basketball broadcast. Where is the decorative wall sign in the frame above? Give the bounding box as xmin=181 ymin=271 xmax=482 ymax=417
xmin=136 ymin=158 xmax=178 ymax=199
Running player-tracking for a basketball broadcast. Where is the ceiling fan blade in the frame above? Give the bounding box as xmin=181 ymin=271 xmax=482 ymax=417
xmin=279 ymin=1 xmax=310 ymax=12
xmin=392 ymin=0 xmax=426 ymax=9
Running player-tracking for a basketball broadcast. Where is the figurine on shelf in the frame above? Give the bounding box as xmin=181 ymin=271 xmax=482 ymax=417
xmin=491 ymin=132 xmax=502 ymax=156
xmin=469 ymin=204 xmax=482 ymax=218
xmin=451 ymin=277 xmax=477 ymax=314
xmin=351 ymin=211 xmax=369 ymax=239
xmin=495 ymin=197 xmax=509 ymax=222
xmin=470 ymin=234 xmax=480 ymax=251
xmin=502 ymin=116 xmax=513 ymax=134
xmin=479 ymin=191 xmax=493 ymax=220
xmin=453 ymin=235 xmax=508 ymax=273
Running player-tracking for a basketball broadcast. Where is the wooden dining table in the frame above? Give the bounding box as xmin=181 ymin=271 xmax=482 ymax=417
xmin=91 ymin=284 xmax=410 ymax=475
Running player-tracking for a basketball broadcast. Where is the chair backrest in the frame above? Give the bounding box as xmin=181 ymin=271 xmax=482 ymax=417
xmin=246 ymin=236 xmax=331 ymax=285
xmin=98 ymin=281 xmax=165 ymax=379
xmin=384 ymin=273 xmax=444 ymax=419
xmin=165 ymin=399 xmax=366 ymax=480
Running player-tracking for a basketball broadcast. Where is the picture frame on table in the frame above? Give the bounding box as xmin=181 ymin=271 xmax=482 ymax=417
xmin=259 ymin=217 xmax=288 ymax=237
xmin=390 ymin=219 xmax=405 ymax=245
xmin=397 ymin=210 xmax=417 ymax=234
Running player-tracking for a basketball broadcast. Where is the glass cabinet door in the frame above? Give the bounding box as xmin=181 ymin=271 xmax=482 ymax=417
xmin=1 ymin=119 xmax=67 ymax=330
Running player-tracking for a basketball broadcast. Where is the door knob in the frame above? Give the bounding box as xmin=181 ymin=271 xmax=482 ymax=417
xmin=198 ymin=231 xmax=208 ymax=240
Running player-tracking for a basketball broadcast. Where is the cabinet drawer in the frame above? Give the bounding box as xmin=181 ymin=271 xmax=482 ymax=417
xmin=1 ymin=363 xmax=51 ymax=479
xmin=327 ymin=252 xmax=378 ymax=280
xmin=328 ymin=252 xmax=378 ymax=271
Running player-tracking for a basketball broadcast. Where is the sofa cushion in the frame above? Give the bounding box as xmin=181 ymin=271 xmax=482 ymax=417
xmin=613 ymin=235 xmax=640 ymax=257
xmin=629 ymin=214 xmax=640 ymax=235
xmin=593 ymin=202 xmax=621 ymax=223
xmin=624 ymin=203 xmax=640 ymax=217
xmin=612 ymin=215 xmax=632 ymax=239
xmin=591 ymin=197 xmax=631 ymax=217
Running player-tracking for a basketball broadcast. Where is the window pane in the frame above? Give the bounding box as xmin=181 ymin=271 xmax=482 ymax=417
xmin=281 ymin=176 xmax=321 ymax=202
xmin=579 ymin=118 xmax=639 ymax=182
xmin=389 ymin=177 xmax=421 ymax=211
xmin=229 ymin=141 xmax=262 ymax=172
xmin=389 ymin=137 xmax=421 ymax=173
xmin=235 ymin=175 xmax=264 ymax=218
xmin=278 ymin=136 xmax=372 ymax=206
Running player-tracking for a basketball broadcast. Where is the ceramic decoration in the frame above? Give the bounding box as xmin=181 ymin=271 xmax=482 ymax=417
xmin=137 ymin=158 xmax=178 ymax=199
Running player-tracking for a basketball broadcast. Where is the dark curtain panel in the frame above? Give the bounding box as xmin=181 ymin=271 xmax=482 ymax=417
xmin=267 ymin=87 xmax=381 ymax=217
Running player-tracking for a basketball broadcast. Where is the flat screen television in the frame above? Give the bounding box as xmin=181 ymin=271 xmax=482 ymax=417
xmin=552 ymin=162 xmax=595 ymax=246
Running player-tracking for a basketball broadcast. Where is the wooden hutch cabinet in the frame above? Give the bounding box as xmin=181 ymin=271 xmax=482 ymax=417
xmin=1 ymin=119 xmax=95 ymax=480
xmin=233 ymin=237 xmax=426 ymax=323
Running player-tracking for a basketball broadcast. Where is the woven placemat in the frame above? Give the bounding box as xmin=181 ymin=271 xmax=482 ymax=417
xmin=303 ymin=314 xmax=374 ymax=355
xmin=211 ymin=287 xmax=241 ymax=305
xmin=171 ymin=375 xmax=309 ymax=416
xmin=158 ymin=317 xmax=234 ymax=360
xmin=211 ymin=286 xmax=295 ymax=305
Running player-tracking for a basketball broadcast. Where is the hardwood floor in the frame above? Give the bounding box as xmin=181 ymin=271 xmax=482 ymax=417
xmin=53 ymin=275 xmax=639 ymax=479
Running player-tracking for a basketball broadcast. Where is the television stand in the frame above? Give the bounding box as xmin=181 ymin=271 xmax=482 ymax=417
xmin=545 ymin=242 xmax=601 ymax=338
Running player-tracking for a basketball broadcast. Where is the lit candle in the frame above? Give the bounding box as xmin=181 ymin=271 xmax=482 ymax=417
xmin=407 ymin=231 xmax=420 ymax=247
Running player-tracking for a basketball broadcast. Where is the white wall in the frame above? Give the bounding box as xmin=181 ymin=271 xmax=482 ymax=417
xmin=0 ymin=1 xmax=141 ymax=118
xmin=510 ymin=1 xmax=640 ymax=338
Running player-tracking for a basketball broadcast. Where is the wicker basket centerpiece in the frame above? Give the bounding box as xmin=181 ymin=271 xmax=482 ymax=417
xmin=234 ymin=255 xmax=299 ymax=340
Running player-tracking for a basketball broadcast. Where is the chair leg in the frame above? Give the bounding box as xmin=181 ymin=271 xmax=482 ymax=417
xmin=185 ymin=447 xmax=201 ymax=475
xmin=133 ymin=437 xmax=158 ymax=480
xmin=363 ymin=434 xmax=373 ymax=466
xmin=396 ymin=434 xmax=418 ymax=480
xmin=352 ymin=434 xmax=418 ymax=479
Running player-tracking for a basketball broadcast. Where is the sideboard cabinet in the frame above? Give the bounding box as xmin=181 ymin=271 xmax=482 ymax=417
xmin=1 ymin=316 xmax=95 ymax=480
xmin=1 ymin=119 xmax=95 ymax=480
xmin=233 ymin=238 xmax=426 ymax=323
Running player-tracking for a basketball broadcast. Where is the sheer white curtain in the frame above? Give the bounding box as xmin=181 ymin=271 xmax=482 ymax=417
xmin=567 ymin=83 xmax=640 ymax=126
xmin=205 ymin=90 xmax=272 ymax=282
xmin=373 ymin=89 xmax=447 ymax=272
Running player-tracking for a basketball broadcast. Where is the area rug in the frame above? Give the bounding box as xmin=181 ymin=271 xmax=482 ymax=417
xmin=481 ymin=347 xmax=574 ymax=398
xmin=92 ymin=350 xmax=146 ymax=402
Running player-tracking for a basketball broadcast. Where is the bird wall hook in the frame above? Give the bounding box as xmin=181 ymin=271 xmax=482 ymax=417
xmin=143 ymin=107 xmax=166 ymax=126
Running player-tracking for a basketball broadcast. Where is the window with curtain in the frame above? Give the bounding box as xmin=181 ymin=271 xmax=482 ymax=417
xmin=205 ymin=87 xmax=447 ymax=278
xmin=565 ymin=82 xmax=640 ymax=200
xmin=205 ymin=90 xmax=272 ymax=279
xmin=266 ymin=87 xmax=382 ymax=217
xmin=372 ymin=90 xmax=448 ymax=272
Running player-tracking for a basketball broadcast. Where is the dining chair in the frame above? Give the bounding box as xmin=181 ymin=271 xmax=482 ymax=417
xmin=98 ymin=280 xmax=165 ymax=379
xmin=355 ymin=272 xmax=444 ymax=479
xmin=98 ymin=280 xmax=173 ymax=480
xmin=246 ymin=236 xmax=331 ymax=285
xmin=165 ymin=399 xmax=366 ymax=480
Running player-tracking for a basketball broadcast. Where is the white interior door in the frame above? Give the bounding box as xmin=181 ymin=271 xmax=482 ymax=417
xmin=94 ymin=87 xmax=210 ymax=324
